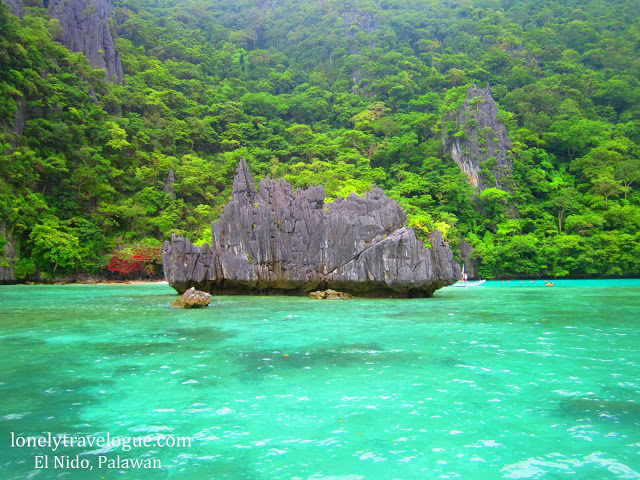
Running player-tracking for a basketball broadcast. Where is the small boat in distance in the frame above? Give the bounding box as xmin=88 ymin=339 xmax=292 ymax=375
xmin=446 ymin=264 xmax=486 ymax=287
xmin=447 ymin=279 xmax=487 ymax=288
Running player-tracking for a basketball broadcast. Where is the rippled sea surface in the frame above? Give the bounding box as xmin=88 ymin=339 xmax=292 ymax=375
xmin=1 ymin=280 xmax=639 ymax=479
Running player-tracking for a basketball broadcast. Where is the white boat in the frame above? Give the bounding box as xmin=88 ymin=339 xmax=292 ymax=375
xmin=446 ymin=279 xmax=486 ymax=288
xmin=445 ymin=264 xmax=486 ymax=287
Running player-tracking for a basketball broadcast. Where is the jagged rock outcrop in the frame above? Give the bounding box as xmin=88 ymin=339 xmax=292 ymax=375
xmin=3 ymin=0 xmax=24 ymax=17
xmin=343 ymin=9 xmax=375 ymax=37
xmin=163 ymin=159 xmax=460 ymax=298
xmin=163 ymin=168 xmax=176 ymax=200
xmin=14 ymin=98 xmax=25 ymax=136
xmin=443 ymin=83 xmax=512 ymax=190
xmin=49 ymin=0 xmax=123 ymax=81
xmin=0 ymin=223 xmax=18 ymax=284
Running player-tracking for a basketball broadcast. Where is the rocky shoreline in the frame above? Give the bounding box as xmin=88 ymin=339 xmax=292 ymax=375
xmin=3 ymin=278 xmax=167 ymax=286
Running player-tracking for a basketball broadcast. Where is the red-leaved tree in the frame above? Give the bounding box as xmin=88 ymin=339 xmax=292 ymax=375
xmin=107 ymin=245 xmax=161 ymax=278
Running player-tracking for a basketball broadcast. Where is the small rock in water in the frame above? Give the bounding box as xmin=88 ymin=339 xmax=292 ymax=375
xmin=171 ymin=287 xmax=211 ymax=309
xmin=308 ymin=289 xmax=354 ymax=300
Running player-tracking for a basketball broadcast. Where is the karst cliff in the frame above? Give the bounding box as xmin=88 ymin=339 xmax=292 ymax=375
xmin=443 ymin=83 xmax=513 ymax=190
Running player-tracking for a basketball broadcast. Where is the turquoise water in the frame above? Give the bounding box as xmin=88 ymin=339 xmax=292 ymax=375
xmin=1 ymin=280 xmax=639 ymax=479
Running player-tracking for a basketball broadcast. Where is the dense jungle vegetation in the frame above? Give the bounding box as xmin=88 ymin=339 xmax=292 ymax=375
xmin=1 ymin=0 xmax=639 ymax=280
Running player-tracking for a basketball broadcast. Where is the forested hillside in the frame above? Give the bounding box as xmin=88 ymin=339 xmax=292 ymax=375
xmin=1 ymin=0 xmax=639 ymax=281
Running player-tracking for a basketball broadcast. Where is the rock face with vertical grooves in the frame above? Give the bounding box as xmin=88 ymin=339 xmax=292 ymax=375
xmin=163 ymin=159 xmax=460 ymax=298
xmin=0 ymin=222 xmax=18 ymax=284
xmin=163 ymin=168 xmax=176 ymax=200
xmin=443 ymin=83 xmax=512 ymax=190
xmin=3 ymin=0 xmax=24 ymax=18
xmin=49 ymin=0 xmax=123 ymax=81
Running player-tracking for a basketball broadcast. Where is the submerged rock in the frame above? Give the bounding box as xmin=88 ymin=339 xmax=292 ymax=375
xmin=170 ymin=287 xmax=211 ymax=309
xmin=163 ymin=159 xmax=460 ymax=298
xmin=560 ymin=396 xmax=640 ymax=424
xmin=309 ymin=289 xmax=354 ymax=300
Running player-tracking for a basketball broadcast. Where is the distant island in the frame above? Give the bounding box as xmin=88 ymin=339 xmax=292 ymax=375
xmin=163 ymin=159 xmax=460 ymax=297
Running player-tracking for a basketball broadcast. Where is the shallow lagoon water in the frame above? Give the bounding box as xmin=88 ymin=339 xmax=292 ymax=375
xmin=0 ymin=280 xmax=639 ymax=479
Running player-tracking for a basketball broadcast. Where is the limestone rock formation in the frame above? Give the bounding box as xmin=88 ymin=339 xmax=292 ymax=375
xmin=458 ymin=239 xmax=476 ymax=280
xmin=3 ymin=0 xmax=24 ymax=17
xmin=49 ymin=0 xmax=123 ymax=81
xmin=0 ymin=223 xmax=18 ymax=284
xmin=170 ymin=287 xmax=211 ymax=308
xmin=163 ymin=168 xmax=176 ymax=200
xmin=443 ymin=83 xmax=512 ymax=190
xmin=163 ymin=159 xmax=461 ymax=298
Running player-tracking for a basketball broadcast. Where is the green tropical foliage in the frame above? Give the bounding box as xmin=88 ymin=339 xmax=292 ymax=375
xmin=1 ymin=0 xmax=639 ymax=280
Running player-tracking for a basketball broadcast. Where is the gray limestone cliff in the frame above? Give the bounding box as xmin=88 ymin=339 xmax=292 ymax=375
xmin=49 ymin=0 xmax=123 ymax=81
xmin=3 ymin=0 xmax=24 ymax=17
xmin=458 ymin=239 xmax=476 ymax=280
xmin=163 ymin=159 xmax=461 ymax=298
xmin=0 ymin=223 xmax=18 ymax=284
xmin=443 ymin=83 xmax=513 ymax=190
xmin=163 ymin=168 xmax=176 ymax=200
